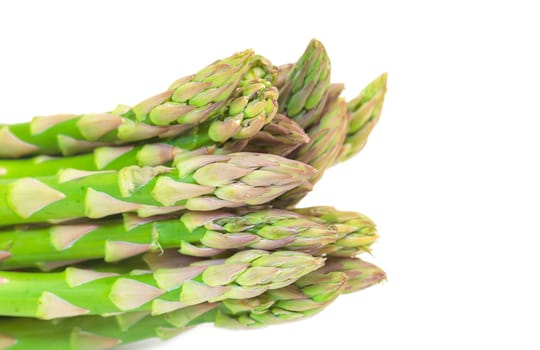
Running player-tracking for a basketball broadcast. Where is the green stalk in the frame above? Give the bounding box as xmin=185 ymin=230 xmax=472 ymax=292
xmin=0 ymin=79 xmax=278 ymax=178
xmin=338 ymin=73 xmax=388 ymax=163
xmin=0 ymin=258 xmax=386 ymax=349
xmin=0 ymin=206 xmax=377 ymax=270
xmin=0 ymin=249 xmax=324 ymax=319
xmin=0 ymin=51 xmax=274 ymax=158
xmin=278 ymin=39 xmax=331 ymax=129
xmin=0 ymin=152 xmax=315 ymax=226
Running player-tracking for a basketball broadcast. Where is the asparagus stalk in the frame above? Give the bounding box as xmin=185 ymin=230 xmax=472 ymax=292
xmin=338 ymin=72 xmax=388 ymax=163
xmin=0 ymin=206 xmax=377 ymax=270
xmin=0 ymin=109 xmax=178 ymax=159
xmin=0 ymin=258 xmax=386 ymax=349
xmin=0 ymin=249 xmax=324 ymax=319
xmin=0 ymin=144 xmax=222 ymax=180
xmin=274 ymin=98 xmax=348 ymax=207
xmin=0 ymin=51 xmax=274 ymax=158
xmin=278 ymin=39 xmax=331 ymax=129
xmin=0 ymin=79 xmax=278 ymax=178
xmin=0 ymin=152 xmax=315 ymax=226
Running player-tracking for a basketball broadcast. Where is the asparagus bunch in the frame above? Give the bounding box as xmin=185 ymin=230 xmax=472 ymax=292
xmin=0 ymin=38 xmax=388 ymax=350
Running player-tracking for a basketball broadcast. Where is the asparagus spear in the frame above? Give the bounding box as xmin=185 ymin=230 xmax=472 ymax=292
xmin=338 ymin=72 xmax=388 ymax=163
xmin=0 ymin=249 xmax=324 ymax=319
xmin=0 ymin=152 xmax=315 ymax=226
xmin=278 ymin=39 xmax=331 ymax=129
xmin=0 ymin=206 xmax=377 ymax=270
xmin=0 ymin=79 xmax=278 ymax=178
xmin=0 ymin=258 xmax=386 ymax=349
xmin=0 ymin=51 xmax=273 ymax=158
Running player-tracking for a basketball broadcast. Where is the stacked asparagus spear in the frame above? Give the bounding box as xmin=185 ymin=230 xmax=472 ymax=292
xmin=0 ymin=39 xmax=388 ymax=350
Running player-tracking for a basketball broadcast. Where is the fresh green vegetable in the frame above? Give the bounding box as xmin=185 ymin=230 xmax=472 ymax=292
xmin=0 ymin=249 xmax=323 ymax=319
xmin=0 ymin=152 xmax=314 ymax=226
xmin=0 ymin=79 xmax=278 ymax=178
xmin=0 ymin=51 xmax=275 ymax=158
xmin=0 ymin=206 xmax=377 ymax=270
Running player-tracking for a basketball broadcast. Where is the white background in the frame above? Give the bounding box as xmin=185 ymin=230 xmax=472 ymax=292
xmin=1 ymin=1 xmax=539 ymax=349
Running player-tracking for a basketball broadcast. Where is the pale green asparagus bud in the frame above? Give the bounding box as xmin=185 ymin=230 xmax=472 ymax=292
xmin=338 ymin=72 xmax=388 ymax=163
xmin=215 ymin=271 xmax=348 ymax=328
xmin=130 ymin=52 xmax=274 ymax=126
xmin=278 ymin=39 xmax=331 ymax=129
